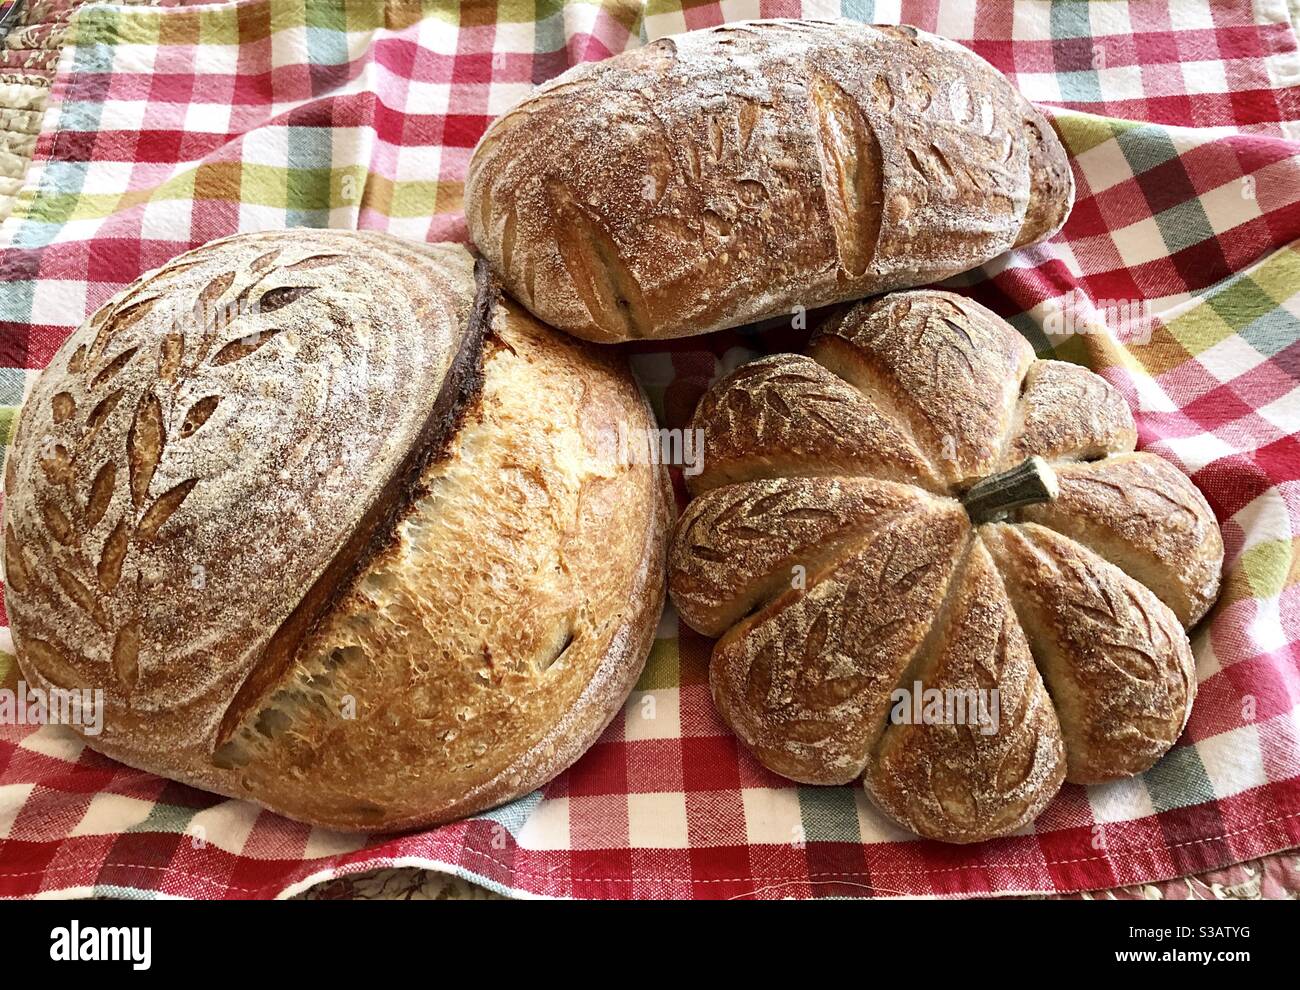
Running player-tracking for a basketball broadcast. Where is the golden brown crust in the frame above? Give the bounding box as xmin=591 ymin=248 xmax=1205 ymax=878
xmin=710 ymin=503 xmax=968 ymax=785
xmin=466 ymin=19 xmax=1074 ymax=342
xmin=6 ymin=236 xmax=670 ymax=831
xmin=1019 ymin=453 xmax=1223 ymax=627
xmin=687 ymin=354 xmax=942 ymax=495
xmin=206 ymin=299 xmax=671 ymax=829
xmin=1013 ymin=95 xmax=1075 ymax=248
xmin=810 ymin=291 xmax=1034 ymax=487
xmin=981 ymin=522 xmax=1197 ymax=784
xmin=667 ymin=288 xmax=1223 ymax=842
xmin=865 ymin=540 xmax=1066 ymax=842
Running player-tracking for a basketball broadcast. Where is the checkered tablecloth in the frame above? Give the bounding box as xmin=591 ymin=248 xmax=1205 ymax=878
xmin=0 ymin=0 xmax=1298 ymax=899
xmin=1 ymin=1 xmax=168 ymax=223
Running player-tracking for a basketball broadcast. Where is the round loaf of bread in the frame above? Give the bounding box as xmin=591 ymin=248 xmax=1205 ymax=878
xmin=667 ymin=290 xmax=1223 ymax=843
xmin=466 ymin=18 xmax=1073 ymax=342
xmin=2 ymin=230 xmax=671 ymax=831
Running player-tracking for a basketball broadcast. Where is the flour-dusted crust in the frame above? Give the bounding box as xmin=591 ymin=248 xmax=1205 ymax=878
xmin=982 ymin=523 xmax=1196 ymax=785
xmin=865 ymin=540 xmax=1066 ymax=840
xmin=810 ymin=292 xmax=1034 ymax=488
xmin=466 ymin=19 xmax=1074 ymax=342
xmin=686 ymin=355 xmax=942 ymax=495
xmin=5 ymin=229 xmax=469 ymax=755
xmin=1018 ymin=454 xmax=1223 ymax=627
xmin=668 ymin=289 xmax=1223 ymax=843
xmin=4 ymin=232 xmax=670 ymax=831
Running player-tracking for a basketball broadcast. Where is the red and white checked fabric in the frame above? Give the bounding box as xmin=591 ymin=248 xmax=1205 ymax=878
xmin=0 ymin=0 xmax=1298 ymax=898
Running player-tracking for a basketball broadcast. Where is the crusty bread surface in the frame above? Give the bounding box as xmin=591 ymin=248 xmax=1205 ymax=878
xmin=668 ymin=289 xmax=1222 ymax=843
xmin=4 ymin=231 xmax=670 ymax=830
xmin=466 ymin=18 xmax=1074 ymax=342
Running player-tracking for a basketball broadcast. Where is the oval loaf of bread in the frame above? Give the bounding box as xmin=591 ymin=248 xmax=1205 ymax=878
xmin=667 ymin=290 xmax=1223 ymax=843
xmin=3 ymin=230 xmax=671 ymax=831
xmin=466 ymin=19 xmax=1074 ymax=342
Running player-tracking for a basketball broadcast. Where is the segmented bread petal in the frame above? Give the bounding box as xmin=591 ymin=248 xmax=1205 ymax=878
xmin=670 ymin=475 xmax=935 ymax=636
xmin=1019 ymin=453 xmax=1223 ymax=627
xmin=1000 ymin=359 xmax=1136 ymax=468
xmin=865 ymin=539 xmax=1066 ymax=843
xmin=688 ymin=353 xmax=942 ymax=495
xmin=981 ymin=522 xmax=1196 ymax=784
xmin=710 ymin=503 xmax=967 ymax=784
xmin=811 ymin=291 xmax=1033 ymax=486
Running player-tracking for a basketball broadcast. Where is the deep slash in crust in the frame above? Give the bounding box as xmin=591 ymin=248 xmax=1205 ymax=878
xmin=213 ymin=260 xmax=495 ymax=748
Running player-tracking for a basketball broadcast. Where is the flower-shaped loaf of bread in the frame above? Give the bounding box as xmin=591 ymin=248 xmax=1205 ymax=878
xmin=668 ymin=291 xmax=1224 ymax=843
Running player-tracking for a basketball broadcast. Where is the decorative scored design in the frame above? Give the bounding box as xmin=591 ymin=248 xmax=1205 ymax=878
xmin=669 ymin=290 xmax=1224 ymax=842
xmin=466 ymin=19 xmax=1066 ymax=341
xmin=37 ymin=257 xmax=331 ymax=692
xmin=3 ymin=230 xmax=472 ymax=761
